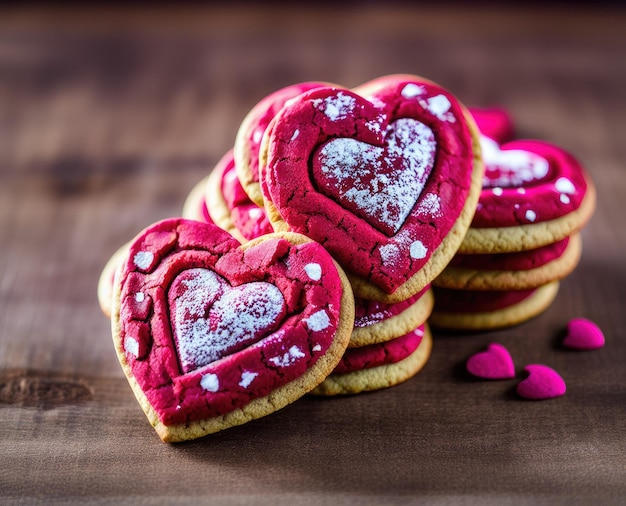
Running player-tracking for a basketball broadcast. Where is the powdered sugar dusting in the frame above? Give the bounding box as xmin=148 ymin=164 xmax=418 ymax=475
xmin=481 ymin=136 xmax=550 ymax=188
xmin=313 ymin=92 xmax=356 ymax=121
xmin=124 ymin=336 xmax=139 ymax=358
xmin=269 ymin=345 xmax=306 ymax=367
xmin=200 ymin=373 xmax=219 ymax=392
xmin=379 ymin=244 xmax=400 ymax=266
xmin=316 ymin=118 xmax=436 ymax=235
xmin=171 ymin=268 xmax=286 ymax=372
xmin=305 ymin=309 xmax=331 ymax=332
xmin=133 ymin=251 xmax=154 ymax=270
xmin=304 ymin=262 xmax=322 ymax=281
xmin=239 ymin=370 xmax=258 ymax=388
xmin=416 ymin=193 xmax=442 ymax=218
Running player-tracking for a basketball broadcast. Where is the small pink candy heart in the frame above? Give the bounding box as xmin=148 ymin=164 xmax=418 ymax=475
xmin=517 ymin=364 xmax=566 ymax=400
xmin=466 ymin=343 xmax=515 ymax=380
xmin=563 ymin=318 xmax=605 ymax=350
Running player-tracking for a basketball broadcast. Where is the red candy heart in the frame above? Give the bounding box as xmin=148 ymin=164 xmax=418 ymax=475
xmin=563 ymin=317 xmax=605 ymax=350
xmin=466 ymin=343 xmax=515 ymax=380
xmin=112 ymin=218 xmax=353 ymax=441
xmin=516 ymin=364 xmax=566 ymax=400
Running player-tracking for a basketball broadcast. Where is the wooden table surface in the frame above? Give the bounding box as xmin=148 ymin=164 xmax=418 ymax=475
xmin=1 ymin=4 xmax=625 ymax=505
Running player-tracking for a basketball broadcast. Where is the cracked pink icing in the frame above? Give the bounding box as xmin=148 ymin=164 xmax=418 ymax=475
xmin=469 ymin=107 xmax=514 ymax=144
xmin=449 ymin=237 xmax=570 ymax=271
xmin=333 ymin=324 xmax=425 ymax=375
xmin=261 ymin=79 xmax=475 ymax=294
xmin=118 ymin=218 xmax=345 ymax=426
xmin=216 ymin=150 xmax=272 ymax=240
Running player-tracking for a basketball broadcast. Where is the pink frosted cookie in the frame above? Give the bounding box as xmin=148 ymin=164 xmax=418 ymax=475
xmin=459 ymin=134 xmax=596 ymax=254
xmin=111 ymin=218 xmax=354 ymax=442
xmin=260 ymin=75 xmax=483 ymax=302
xmin=429 ymin=281 xmax=560 ymax=331
xmin=434 ymin=233 xmax=581 ymax=290
xmin=468 ymin=107 xmax=514 ymax=144
xmin=181 ymin=175 xmax=213 ymax=224
xmin=311 ymin=323 xmax=433 ymax=395
xmin=350 ymin=286 xmax=434 ymax=347
xmin=234 ymin=81 xmax=333 ymax=206
xmin=205 ymin=150 xmax=272 ymax=242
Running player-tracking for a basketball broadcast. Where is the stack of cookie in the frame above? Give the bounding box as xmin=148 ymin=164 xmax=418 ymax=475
xmin=184 ymin=76 xmax=484 ymax=394
xmin=429 ymin=108 xmax=596 ymax=331
xmin=100 ymin=74 xmax=485 ymax=432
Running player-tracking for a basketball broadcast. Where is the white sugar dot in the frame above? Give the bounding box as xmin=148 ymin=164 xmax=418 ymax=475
xmin=304 ymin=263 xmax=322 ymax=281
xmin=514 ymin=204 xmax=520 ymax=209
xmin=401 ymin=83 xmax=424 ymax=98
xmin=410 ymin=240 xmax=428 ymax=260
xmin=560 ymin=194 xmax=571 ymax=204
xmin=423 ymin=94 xmax=453 ymax=121
xmin=238 ymin=371 xmax=258 ymax=389
xmin=305 ymin=310 xmax=331 ymax=332
xmin=525 ymin=210 xmax=537 ymax=222
xmin=133 ymin=251 xmax=154 ymax=270
xmin=200 ymin=373 xmax=220 ymax=392
xmin=134 ymin=292 xmax=145 ymax=303
xmin=252 ymin=128 xmax=263 ymax=144
xmin=555 ymin=177 xmax=576 ymax=194
xmin=248 ymin=207 xmax=263 ymax=218
xmin=492 ymin=187 xmax=503 ymax=196
xmin=124 ymin=336 xmax=139 ymax=358
xmin=290 ymin=129 xmax=299 ymax=141
xmin=269 ymin=345 xmax=306 ymax=367
xmin=312 ymin=344 xmax=322 ymax=352
xmin=517 ymin=188 xmax=526 ymax=194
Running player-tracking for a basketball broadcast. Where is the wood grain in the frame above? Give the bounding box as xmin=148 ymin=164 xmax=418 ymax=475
xmin=1 ymin=5 xmax=625 ymax=505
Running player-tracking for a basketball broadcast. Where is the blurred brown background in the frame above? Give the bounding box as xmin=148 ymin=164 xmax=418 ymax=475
xmin=1 ymin=3 xmax=625 ymax=505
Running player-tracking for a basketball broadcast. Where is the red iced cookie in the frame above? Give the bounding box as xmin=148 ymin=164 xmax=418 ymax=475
xmin=261 ymin=76 xmax=483 ymax=301
xmin=111 ymin=218 xmax=354 ymax=442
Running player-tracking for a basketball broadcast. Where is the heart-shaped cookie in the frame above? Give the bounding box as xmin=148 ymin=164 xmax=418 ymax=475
xmin=111 ymin=218 xmax=354 ymax=442
xmin=260 ymin=75 xmax=483 ymax=301
xmin=466 ymin=343 xmax=515 ymax=380
xmin=563 ymin=317 xmax=605 ymax=350
xmin=516 ymin=364 xmax=566 ymax=400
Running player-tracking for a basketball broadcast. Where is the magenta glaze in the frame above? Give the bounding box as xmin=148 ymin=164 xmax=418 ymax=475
xmin=333 ymin=324 xmax=424 ymax=375
xmin=261 ymin=79 xmax=475 ymax=293
xmin=466 ymin=343 xmax=515 ymax=380
xmin=450 ymin=237 xmax=570 ymax=271
xmin=217 ymin=150 xmax=273 ymax=240
xmin=517 ymin=364 xmax=566 ymax=400
xmin=117 ymin=218 xmax=345 ymax=426
xmin=473 ymin=138 xmax=589 ymax=228
xmin=432 ymin=286 xmax=537 ymax=313
xmin=469 ymin=107 xmax=515 ymax=144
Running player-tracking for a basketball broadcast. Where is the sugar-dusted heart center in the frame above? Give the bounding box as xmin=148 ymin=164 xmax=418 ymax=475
xmin=480 ymin=136 xmax=550 ymax=189
xmin=168 ymin=268 xmax=286 ymax=373
xmin=312 ymin=118 xmax=436 ymax=236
